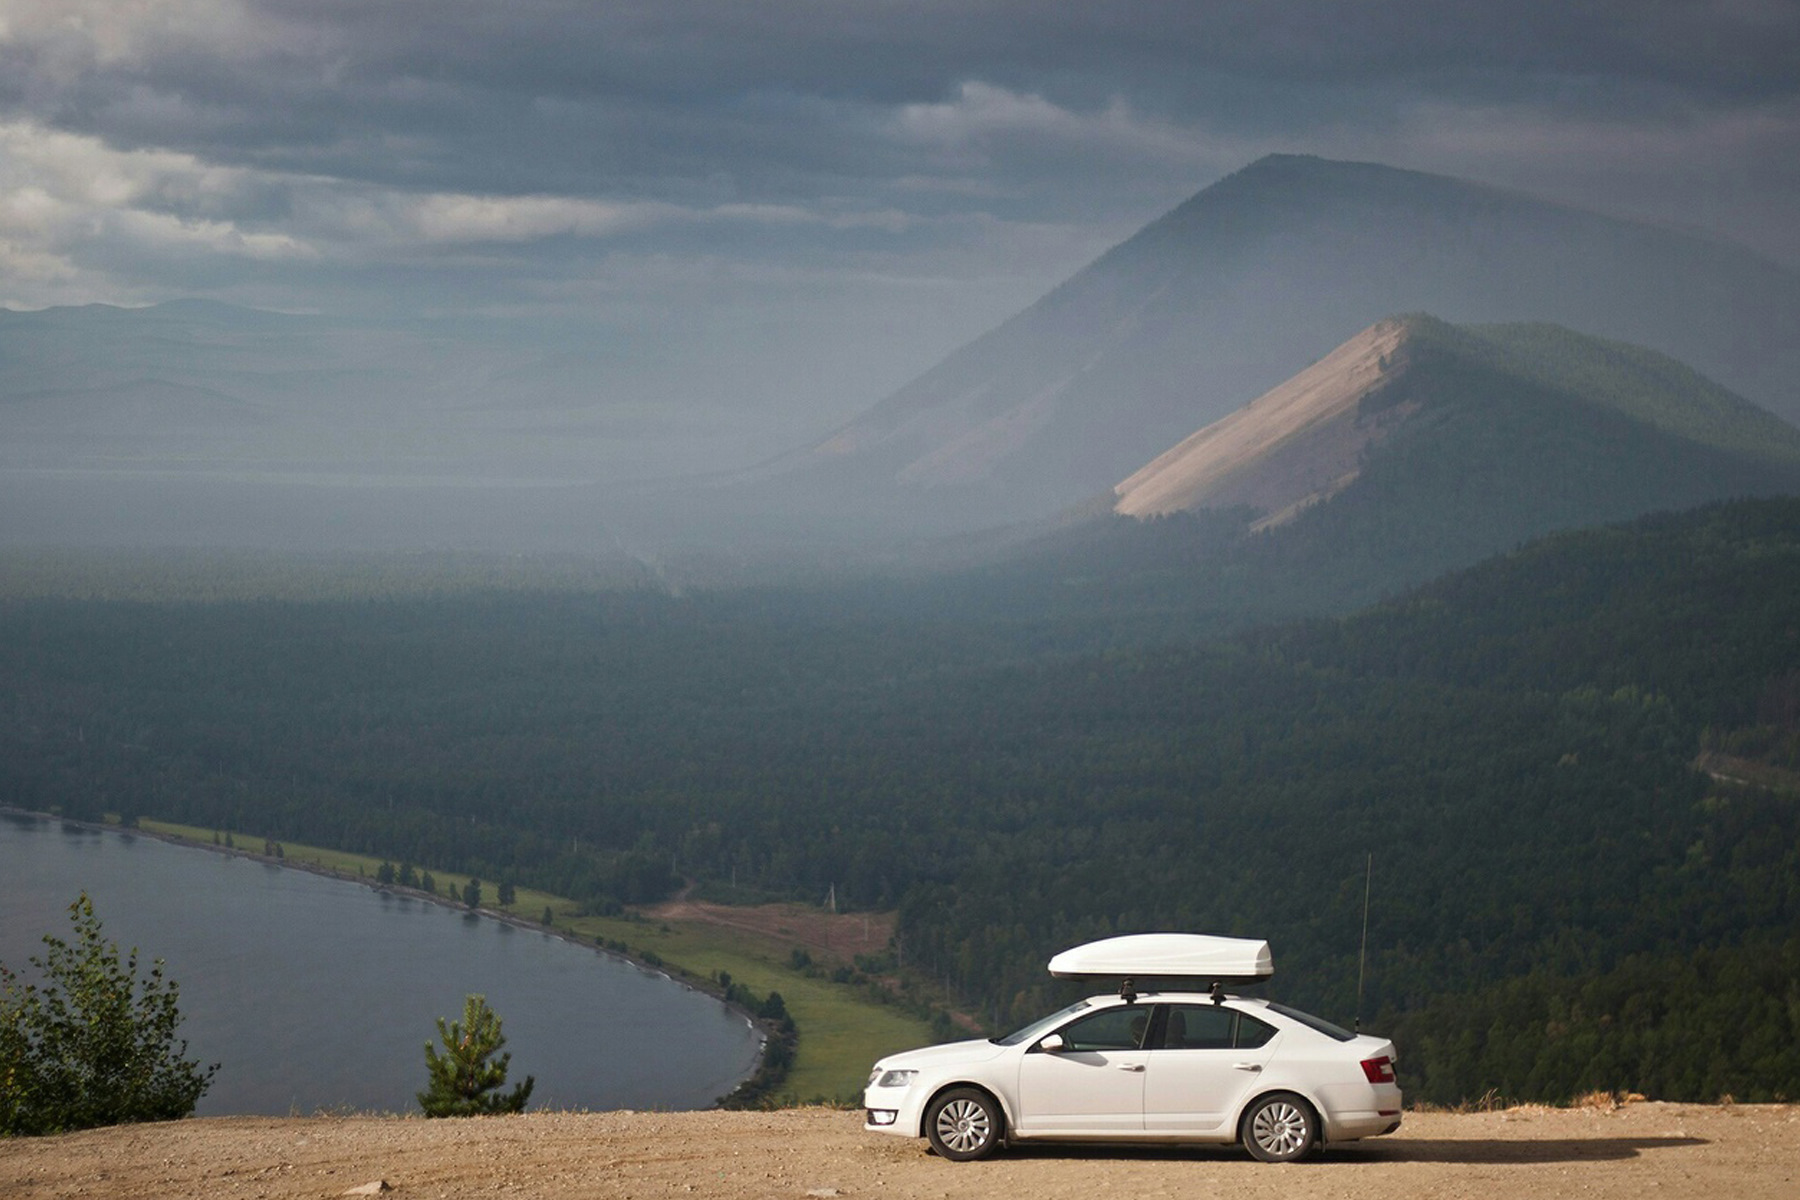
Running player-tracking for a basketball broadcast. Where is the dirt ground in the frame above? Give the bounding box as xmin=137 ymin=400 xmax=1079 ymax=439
xmin=2 ymin=1102 xmax=1794 ymax=1200
xmin=643 ymin=897 xmax=896 ymax=969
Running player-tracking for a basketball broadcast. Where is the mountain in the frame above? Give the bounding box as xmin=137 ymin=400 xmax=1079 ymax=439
xmin=1113 ymin=313 xmax=1800 ymax=527
xmin=0 ymin=301 xmax=718 ymax=553
xmin=925 ymin=315 xmax=1800 ymax=644
xmin=748 ymin=154 xmax=1800 ymax=533
xmin=0 ymin=300 xmax=715 ymax=484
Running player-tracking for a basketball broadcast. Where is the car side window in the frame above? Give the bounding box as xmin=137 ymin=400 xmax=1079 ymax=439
xmin=1234 ymin=1013 xmax=1277 ymax=1049
xmin=1156 ymin=1004 xmax=1235 ymax=1050
xmin=1153 ymin=1006 xmax=1279 ymax=1050
xmin=1056 ymin=1006 xmax=1151 ymax=1051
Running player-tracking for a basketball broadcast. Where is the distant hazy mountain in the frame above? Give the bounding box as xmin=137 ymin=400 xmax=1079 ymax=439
xmin=0 ymin=300 xmax=716 ymax=485
xmin=752 ymin=154 xmax=1800 ymax=533
xmin=0 ymin=301 xmax=420 ymax=468
xmin=0 ymin=300 xmax=711 ymax=551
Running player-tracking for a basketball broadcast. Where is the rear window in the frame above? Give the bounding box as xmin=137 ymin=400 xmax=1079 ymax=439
xmin=1234 ymin=1012 xmax=1276 ymax=1048
xmin=1266 ymin=1002 xmax=1355 ymax=1042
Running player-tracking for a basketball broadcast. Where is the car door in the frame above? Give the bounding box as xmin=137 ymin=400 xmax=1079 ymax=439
xmin=1013 ymin=1004 xmax=1150 ymax=1134
xmin=1142 ymin=1003 xmax=1279 ymax=1134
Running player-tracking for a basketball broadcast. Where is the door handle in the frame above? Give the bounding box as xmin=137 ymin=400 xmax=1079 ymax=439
xmin=1233 ymin=1062 xmax=1263 ymax=1072
xmin=1117 ymin=1062 xmax=1145 ymax=1072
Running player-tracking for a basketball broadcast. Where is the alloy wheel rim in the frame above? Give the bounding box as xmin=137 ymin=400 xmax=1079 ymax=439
xmin=1252 ymin=1101 xmax=1307 ymax=1156
xmin=936 ymin=1099 xmax=992 ymax=1152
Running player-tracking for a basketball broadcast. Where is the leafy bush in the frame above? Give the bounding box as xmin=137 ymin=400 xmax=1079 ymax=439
xmin=0 ymin=895 xmax=217 ymax=1136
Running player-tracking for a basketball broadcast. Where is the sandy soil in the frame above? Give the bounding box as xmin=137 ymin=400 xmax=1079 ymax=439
xmin=2 ymin=1103 xmax=1794 ymax=1200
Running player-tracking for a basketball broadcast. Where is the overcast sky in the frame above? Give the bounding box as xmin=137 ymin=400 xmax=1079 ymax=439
xmin=2 ymin=0 xmax=1796 ymax=451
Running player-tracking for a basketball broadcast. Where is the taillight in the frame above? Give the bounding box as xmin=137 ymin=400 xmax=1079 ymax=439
xmin=1360 ymin=1055 xmax=1396 ymax=1084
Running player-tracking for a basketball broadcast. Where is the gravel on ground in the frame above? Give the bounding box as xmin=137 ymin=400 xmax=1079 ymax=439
xmin=1 ymin=1101 xmax=1794 ymax=1200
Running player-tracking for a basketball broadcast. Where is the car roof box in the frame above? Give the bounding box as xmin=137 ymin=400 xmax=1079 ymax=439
xmin=1047 ymin=933 xmax=1273 ymax=983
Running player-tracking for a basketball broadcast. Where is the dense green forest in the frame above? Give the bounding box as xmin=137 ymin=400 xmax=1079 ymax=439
xmin=3 ymin=499 xmax=1798 ymax=1103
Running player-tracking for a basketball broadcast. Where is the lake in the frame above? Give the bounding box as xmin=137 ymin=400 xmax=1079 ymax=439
xmin=0 ymin=812 xmax=761 ymax=1115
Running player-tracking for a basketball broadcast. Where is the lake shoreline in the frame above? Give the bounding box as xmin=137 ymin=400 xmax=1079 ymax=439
xmin=0 ymin=804 xmax=768 ymax=1105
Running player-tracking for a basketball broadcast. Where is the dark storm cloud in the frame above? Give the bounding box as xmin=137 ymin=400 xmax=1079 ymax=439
xmin=0 ymin=0 xmax=1794 ymax=440
xmin=236 ymin=1 xmax=1793 ymax=104
xmin=5 ymin=1 xmax=1793 ymax=201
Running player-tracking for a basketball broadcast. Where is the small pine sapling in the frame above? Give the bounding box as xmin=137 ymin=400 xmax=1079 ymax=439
xmin=417 ymin=994 xmax=534 ymax=1117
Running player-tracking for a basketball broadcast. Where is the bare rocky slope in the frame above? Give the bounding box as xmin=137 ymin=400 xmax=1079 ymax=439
xmin=1113 ymin=318 xmax=1411 ymax=524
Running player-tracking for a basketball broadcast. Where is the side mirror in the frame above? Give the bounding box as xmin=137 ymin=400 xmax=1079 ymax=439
xmin=1036 ymin=1033 xmax=1065 ymax=1053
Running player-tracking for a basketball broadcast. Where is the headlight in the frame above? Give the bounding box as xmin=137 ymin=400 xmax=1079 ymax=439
xmin=874 ymin=1069 xmax=918 ymax=1089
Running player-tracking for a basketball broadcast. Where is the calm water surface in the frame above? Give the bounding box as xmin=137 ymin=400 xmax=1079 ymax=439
xmin=0 ymin=813 xmax=760 ymax=1115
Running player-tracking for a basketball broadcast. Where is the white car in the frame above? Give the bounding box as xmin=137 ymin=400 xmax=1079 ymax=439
xmin=863 ymin=934 xmax=1401 ymax=1163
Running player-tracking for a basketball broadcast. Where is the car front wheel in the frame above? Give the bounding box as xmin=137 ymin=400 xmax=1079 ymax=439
xmin=924 ymin=1087 xmax=1002 ymax=1161
xmin=1241 ymin=1092 xmax=1318 ymax=1163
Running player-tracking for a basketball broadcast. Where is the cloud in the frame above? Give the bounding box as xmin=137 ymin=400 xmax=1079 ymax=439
xmin=6 ymin=2 xmax=1792 ymax=193
xmin=403 ymin=194 xmax=671 ymax=243
xmin=0 ymin=1 xmax=276 ymax=62
xmin=0 ymin=119 xmax=317 ymax=305
xmin=0 ymin=112 xmax=946 ymax=313
xmin=893 ymin=82 xmax=1217 ymax=167
xmin=366 ymin=193 xmax=916 ymax=245
xmin=0 ymin=0 xmax=1793 ymax=434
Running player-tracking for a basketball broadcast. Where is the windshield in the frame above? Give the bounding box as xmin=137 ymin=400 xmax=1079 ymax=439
xmin=992 ymin=999 xmax=1092 ymax=1046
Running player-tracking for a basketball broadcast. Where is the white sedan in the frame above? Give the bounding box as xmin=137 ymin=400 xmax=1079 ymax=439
xmin=864 ymin=938 xmax=1401 ymax=1163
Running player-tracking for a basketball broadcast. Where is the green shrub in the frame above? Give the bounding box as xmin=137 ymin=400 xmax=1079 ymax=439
xmin=0 ymin=895 xmax=217 ymax=1136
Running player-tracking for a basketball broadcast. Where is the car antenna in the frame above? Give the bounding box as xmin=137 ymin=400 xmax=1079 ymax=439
xmin=1355 ymin=851 xmax=1372 ymax=1033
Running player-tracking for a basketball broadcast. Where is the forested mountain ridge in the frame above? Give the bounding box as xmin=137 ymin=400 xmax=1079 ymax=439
xmin=898 ymin=499 xmax=1800 ymax=1100
xmin=743 ymin=154 xmax=1800 ymax=533
xmin=3 ymin=499 xmax=1799 ymax=1102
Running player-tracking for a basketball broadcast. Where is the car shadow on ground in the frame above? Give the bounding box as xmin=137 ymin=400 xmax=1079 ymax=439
xmin=1347 ymin=1135 xmax=1710 ymax=1164
xmin=989 ymin=1135 xmax=1708 ymax=1166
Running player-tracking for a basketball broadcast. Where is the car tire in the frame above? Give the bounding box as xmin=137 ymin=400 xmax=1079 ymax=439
xmin=1241 ymin=1092 xmax=1318 ymax=1163
xmin=924 ymin=1087 xmax=1003 ymax=1161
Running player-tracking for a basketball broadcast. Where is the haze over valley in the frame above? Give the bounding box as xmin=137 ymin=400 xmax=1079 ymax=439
xmin=10 ymin=153 xmax=1800 ymax=558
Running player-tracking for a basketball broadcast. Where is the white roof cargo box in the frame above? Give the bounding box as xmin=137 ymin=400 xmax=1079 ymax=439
xmin=1047 ymin=933 xmax=1274 ymax=983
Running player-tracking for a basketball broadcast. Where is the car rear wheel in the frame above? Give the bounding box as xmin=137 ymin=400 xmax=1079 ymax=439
xmin=924 ymin=1087 xmax=1002 ymax=1161
xmin=1242 ymin=1092 xmax=1317 ymax=1163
